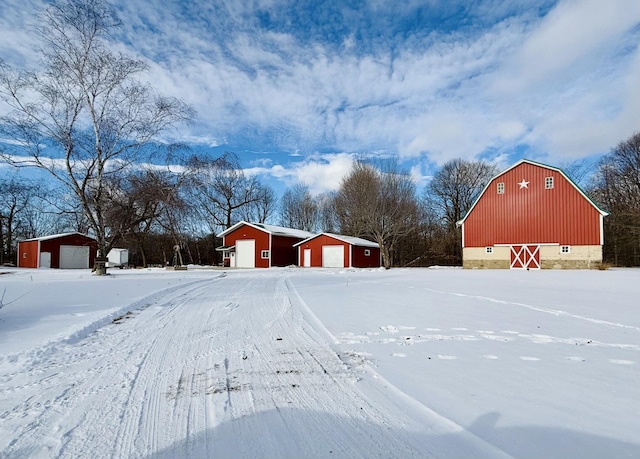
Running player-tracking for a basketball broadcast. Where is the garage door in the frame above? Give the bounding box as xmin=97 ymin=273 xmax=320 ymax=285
xmin=235 ymin=240 xmax=256 ymax=268
xmin=59 ymin=245 xmax=90 ymax=269
xmin=322 ymin=245 xmax=344 ymax=268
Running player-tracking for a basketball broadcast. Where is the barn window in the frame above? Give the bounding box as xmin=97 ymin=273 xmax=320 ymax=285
xmin=486 ymin=247 xmax=493 ymax=254
xmin=223 ymin=251 xmax=230 ymax=258
xmin=261 ymin=250 xmax=270 ymax=259
xmin=497 ymin=182 xmax=505 ymax=194
xmin=364 ymin=249 xmax=371 ymax=256
xmin=561 ymin=246 xmax=570 ymax=254
xmin=545 ymin=177 xmax=554 ymax=189
xmin=23 ymin=253 xmax=27 ymax=258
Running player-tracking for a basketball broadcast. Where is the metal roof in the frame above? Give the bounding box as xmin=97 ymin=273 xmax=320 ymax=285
xmin=19 ymin=232 xmax=96 ymax=243
xmin=294 ymin=232 xmax=379 ymax=248
xmin=218 ymin=221 xmax=315 ymax=239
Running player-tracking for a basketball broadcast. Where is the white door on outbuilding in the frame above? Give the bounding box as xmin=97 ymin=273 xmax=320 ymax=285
xmin=40 ymin=252 xmax=51 ymax=268
xmin=303 ymin=249 xmax=311 ymax=267
xmin=59 ymin=245 xmax=90 ymax=269
xmin=322 ymin=245 xmax=344 ymax=268
xmin=235 ymin=240 xmax=256 ymax=268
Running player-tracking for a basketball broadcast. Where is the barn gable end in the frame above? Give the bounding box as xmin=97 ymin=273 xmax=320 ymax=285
xmin=458 ymin=159 xmax=607 ymax=269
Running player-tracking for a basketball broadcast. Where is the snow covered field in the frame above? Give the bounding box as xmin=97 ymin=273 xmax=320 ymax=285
xmin=0 ymin=267 xmax=638 ymax=458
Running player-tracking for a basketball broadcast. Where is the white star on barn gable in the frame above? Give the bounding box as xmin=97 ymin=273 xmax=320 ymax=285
xmin=518 ymin=179 xmax=529 ymax=189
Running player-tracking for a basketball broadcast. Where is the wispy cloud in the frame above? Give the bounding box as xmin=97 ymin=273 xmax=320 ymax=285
xmin=2 ymin=0 xmax=639 ymax=193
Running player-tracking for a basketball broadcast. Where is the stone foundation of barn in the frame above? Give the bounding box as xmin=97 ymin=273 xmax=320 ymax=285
xmin=462 ymin=245 xmax=603 ymax=269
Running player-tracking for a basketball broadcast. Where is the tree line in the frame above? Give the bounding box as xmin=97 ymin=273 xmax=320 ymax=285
xmin=1 ymin=0 xmax=638 ymax=270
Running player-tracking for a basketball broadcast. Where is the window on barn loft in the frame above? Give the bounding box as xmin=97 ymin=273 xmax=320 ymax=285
xmin=486 ymin=247 xmax=493 ymax=254
xmin=497 ymin=182 xmax=505 ymax=194
xmin=561 ymin=246 xmax=570 ymax=254
xmin=261 ymin=250 xmax=269 ymax=259
xmin=545 ymin=177 xmax=554 ymax=189
xmin=364 ymin=249 xmax=371 ymax=256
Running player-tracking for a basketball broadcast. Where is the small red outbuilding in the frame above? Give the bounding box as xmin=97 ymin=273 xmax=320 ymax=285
xmin=17 ymin=232 xmax=98 ymax=269
xmin=217 ymin=222 xmax=314 ymax=268
xmin=294 ymin=233 xmax=381 ymax=268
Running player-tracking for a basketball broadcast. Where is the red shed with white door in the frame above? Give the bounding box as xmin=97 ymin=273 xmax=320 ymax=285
xmin=217 ymin=221 xmax=314 ymax=268
xmin=294 ymin=233 xmax=381 ymax=268
xmin=457 ymin=159 xmax=608 ymax=269
xmin=17 ymin=232 xmax=98 ymax=269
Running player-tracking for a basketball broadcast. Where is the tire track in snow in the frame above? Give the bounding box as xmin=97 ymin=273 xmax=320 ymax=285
xmin=1 ymin=271 xmax=513 ymax=458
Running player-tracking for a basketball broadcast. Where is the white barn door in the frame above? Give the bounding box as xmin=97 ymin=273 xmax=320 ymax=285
xmin=59 ymin=245 xmax=90 ymax=269
xmin=236 ymin=240 xmax=256 ymax=268
xmin=322 ymin=245 xmax=344 ymax=268
xmin=303 ymin=249 xmax=311 ymax=267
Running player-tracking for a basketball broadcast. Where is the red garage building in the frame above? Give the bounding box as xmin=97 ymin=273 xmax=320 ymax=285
xmin=217 ymin=222 xmax=314 ymax=268
xmin=17 ymin=232 xmax=98 ymax=269
xmin=294 ymin=233 xmax=381 ymax=268
xmin=457 ymin=159 xmax=608 ymax=269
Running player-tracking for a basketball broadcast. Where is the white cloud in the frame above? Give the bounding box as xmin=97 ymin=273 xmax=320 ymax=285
xmin=245 ymin=153 xmax=354 ymax=195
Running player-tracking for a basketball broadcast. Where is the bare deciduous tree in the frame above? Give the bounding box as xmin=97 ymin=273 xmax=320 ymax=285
xmin=589 ymin=131 xmax=640 ymax=266
xmin=335 ymin=160 xmax=421 ymax=269
xmin=280 ymin=184 xmax=318 ymax=231
xmin=424 ymin=159 xmax=497 ymax=264
xmin=0 ymin=0 xmax=194 ymax=274
xmin=189 ymin=152 xmax=264 ymax=231
xmin=0 ymin=178 xmax=44 ymax=265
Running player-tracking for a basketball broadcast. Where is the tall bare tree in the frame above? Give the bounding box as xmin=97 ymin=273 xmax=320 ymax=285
xmin=0 ymin=0 xmax=193 ymax=273
xmin=589 ymin=131 xmax=640 ymax=266
xmin=280 ymin=184 xmax=318 ymax=231
xmin=424 ymin=159 xmax=497 ymax=264
xmin=189 ymin=152 xmax=264 ymax=231
xmin=0 ymin=178 xmax=44 ymax=265
xmin=335 ymin=160 xmax=421 ymax=269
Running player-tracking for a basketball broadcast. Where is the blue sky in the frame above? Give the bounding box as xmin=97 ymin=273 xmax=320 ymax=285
xmin=1 ymin=0 xmax=639 ymax=196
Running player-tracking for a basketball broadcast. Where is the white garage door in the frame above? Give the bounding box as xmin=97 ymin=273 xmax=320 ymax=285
xmin=59 ymin=245 xmax=90 ymax=269
xmin=235 ymin=240 xmax=256 ymax=268
xmin=322 ymin=245 xmax=344 ymax=268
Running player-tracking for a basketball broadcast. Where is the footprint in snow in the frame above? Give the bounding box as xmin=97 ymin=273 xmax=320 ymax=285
xmin=482 ymin=355 xmax=499 ymax=360
xmin=520 ymin=356 xmax=541 ymax=361
xmin=566 ymin=356 xmax=586 ymax=362
xmin=437 ymin=354 xmax=457 ymax=360
xmin=609 ymin=359 xmax=635 ymax=365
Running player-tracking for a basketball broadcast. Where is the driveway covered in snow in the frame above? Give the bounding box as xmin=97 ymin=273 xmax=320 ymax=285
xmin=1 ymin=267 xmax=639 ymax=458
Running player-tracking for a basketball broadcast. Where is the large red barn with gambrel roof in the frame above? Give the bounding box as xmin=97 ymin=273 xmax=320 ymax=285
xmin=457 ymin=159 xmax=608 ymax=269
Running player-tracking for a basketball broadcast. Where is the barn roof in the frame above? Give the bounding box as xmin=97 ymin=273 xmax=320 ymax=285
xmin=218 ymin=221 xmax=315 ymax=239
xmin=457 ymin=159 xmax=608 ymax=227
xmin=294 ymin=233 xmax=379 ymax=248
xmin=19 ymin=232 xmax=96 ymax=243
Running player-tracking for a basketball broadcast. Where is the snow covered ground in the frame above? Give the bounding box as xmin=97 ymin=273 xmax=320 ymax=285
xmin=0 ymin=266 xmax=638 ymax=458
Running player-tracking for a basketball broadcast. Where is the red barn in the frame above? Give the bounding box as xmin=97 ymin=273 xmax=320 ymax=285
xmin=294 ymin=233 xmax=381 ymax=268
xmin=17 ymin=232 xmax=98 ymax=269
xmin=457 ymin=159 xmax=608 ymax=269
xmin=217 ymin=222 xmax=314 ymax=268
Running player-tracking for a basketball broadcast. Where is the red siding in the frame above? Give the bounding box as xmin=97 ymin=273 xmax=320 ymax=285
xmin=297 ymin=234 xmax=348 ymax=267
xmin=271 ymin=235 xmax=304 ymax=267
xmin=463 ymin=162 xmax=602 ymax=247
xmin=17 ymin=240 xmax=39 ymax=268
xmin=297 ymin=234 xmax=381 ymax=268
xmin=223 ymin=224 xmax=270 ymax=268
xmin=352 ymin=245 xmax=381 ymax=268
xmin=17 ymin=234 xmax=97 ymax=269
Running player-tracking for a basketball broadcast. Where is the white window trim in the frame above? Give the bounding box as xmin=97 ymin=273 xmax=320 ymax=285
xmin=261 ymin=250 xmax=270 ymax=259
xmin=545 ymin=177 xmax=554 ymax=189
xmin=497 ymin=182 xmax=505 ymax=194
xmin=560 ymin=245 xmax=571 ymax=254
xmin=486 ymin=247 xmax=493 ymax=254
xmin=364 ymin=249 xmax=371 ymax=256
